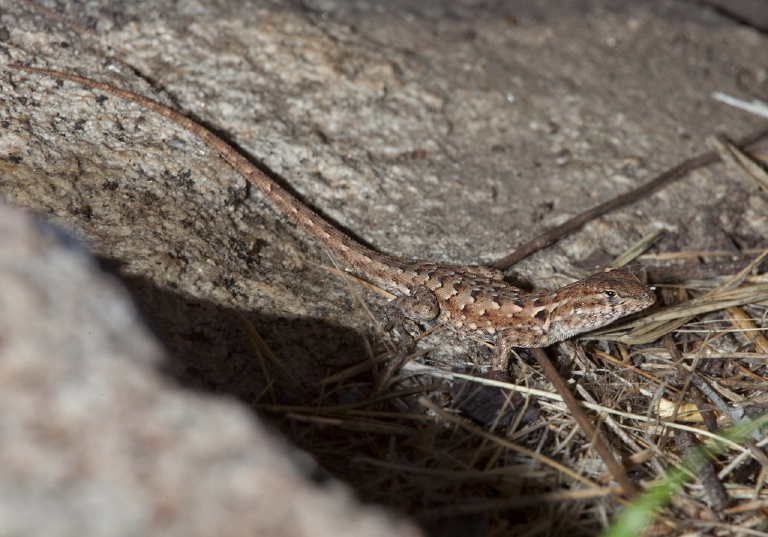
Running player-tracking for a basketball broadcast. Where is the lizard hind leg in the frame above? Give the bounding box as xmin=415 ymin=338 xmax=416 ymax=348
xmin=382 ymin=284 xmax=440 ymax=340
xmin=381 ymin=285 xmax=441 ymax=353
xmin=391 ymin=284 xmax=441 ymax=323
xmin=375 ymin=285 xmax=440 ymax=393
xmin=490 ymin=332 xmax=514 ymax=372
xmin=379 ymin=284 xmax=440 ymax=347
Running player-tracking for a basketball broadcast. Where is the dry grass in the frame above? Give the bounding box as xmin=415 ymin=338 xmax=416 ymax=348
xmin=247 ymin=250 xmax=768 ymax=536
xmin=249 ymin=136 xmax=768 ymax=536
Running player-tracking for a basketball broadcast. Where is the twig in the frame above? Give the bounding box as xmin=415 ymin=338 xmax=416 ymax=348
xmin=491 ymin=125 xmax=768 ymax=270
xmin=530 ymin=347 xmax=637 ymax=497
xmin=675 ymin=430 xmax=727 ymax=516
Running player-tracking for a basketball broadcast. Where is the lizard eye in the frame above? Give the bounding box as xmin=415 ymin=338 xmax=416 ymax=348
xmin=603 ymin=290 xmax=617 ymax=298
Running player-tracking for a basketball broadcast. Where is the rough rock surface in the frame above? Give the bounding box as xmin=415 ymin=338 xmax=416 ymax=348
xmin=3 ymin=0 xmax=767 ymax=396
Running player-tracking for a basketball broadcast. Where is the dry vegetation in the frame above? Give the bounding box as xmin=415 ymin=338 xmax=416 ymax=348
xmin=254 ymin=139 xmax=768 ymax=537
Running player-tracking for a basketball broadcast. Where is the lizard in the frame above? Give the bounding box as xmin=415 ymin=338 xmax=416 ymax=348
xmin=7 ymin=64 xmax=656 ymax=372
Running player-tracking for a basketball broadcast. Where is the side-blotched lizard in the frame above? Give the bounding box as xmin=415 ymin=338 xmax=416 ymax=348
xmin=8 ymin=65 xmax=656 ymax=371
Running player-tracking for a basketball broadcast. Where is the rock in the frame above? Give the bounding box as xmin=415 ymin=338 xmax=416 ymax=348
xmin=0 ymin=203 xmax=420 ymax=537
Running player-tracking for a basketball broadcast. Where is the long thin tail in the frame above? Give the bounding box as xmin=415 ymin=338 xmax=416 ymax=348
xmin=9 ymin=64 xmax=413 ymax=291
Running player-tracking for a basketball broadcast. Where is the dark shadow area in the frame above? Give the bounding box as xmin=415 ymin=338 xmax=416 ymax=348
xmin=94 ymin=257 xmax=534 ymax=537
xmin=95 ymin=257 xmax=376 ymax=407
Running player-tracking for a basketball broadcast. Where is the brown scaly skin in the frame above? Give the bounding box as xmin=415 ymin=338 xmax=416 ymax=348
xmin=8 ymin=65 xmax=656 ymax=371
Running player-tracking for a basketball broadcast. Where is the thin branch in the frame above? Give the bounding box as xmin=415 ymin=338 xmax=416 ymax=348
xmin=491 ymin=125 xmax=768 ymax=270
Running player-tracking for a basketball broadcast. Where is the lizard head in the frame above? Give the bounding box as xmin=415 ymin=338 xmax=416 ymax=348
xmin=573 ymin=266 xmax=655 ymax=314
xmin=542 ymin=267 xmax=655 ymax=344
